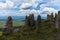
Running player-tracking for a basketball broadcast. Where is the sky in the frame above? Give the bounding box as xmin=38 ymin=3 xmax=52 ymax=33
xmin=0 ymin=0 xmax=59 ymax=17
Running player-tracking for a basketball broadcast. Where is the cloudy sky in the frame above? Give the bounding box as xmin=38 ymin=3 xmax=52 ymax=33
xmin=0 ymin=0 xmax=59 ymax=16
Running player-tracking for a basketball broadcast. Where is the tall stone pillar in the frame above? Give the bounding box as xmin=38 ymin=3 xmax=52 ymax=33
xmin=29 ymin=14 xmax=35 ymax=26
xmin=56 ymin=11 xmax=60 ymax=28
xmin=3 ymin=16 xmax=13 ymax=35
xmin=25 ymin=14 xmax=35 ymax=27
xmin=55 ymin=13 xmax=58 ymax=28
xmin=36 ymin=15 xmax=41 ymax=30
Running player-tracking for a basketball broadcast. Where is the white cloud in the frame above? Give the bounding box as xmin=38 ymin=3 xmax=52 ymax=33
xmin=20 ymin=3 xmax=32 ymax=9
xmin=42 ymin=7 xmax=57 ymax=13
xmin=47 ymin=0 xmax=60 ymax=6
xmin=40 ymin=0 xmax=60 ymax=10
xmin=6 ymin=0 xmax=14 ymax=8
xmin=0 ymin=0 xmax=60 ymax=16
xmin=40 ymin=7 xmax=58 ymax=17
xmin=39 ymin=0 xmax=60 ymax=16
xmin=0 ymin=2 xmax=6 ymax=8
xmin=19 ymin=0 xmax=42 ymax=9
xmin=0 ymin=9 xmax=20 ymax=16
xmin=0 ymin=0 xmax=42 ymax=9
xmin=19 ymin=9 xmax=41 ymax=16
xmin=30 ymin=9 xmax=40 ymax=15
xmin=0 ymin=0 xmax=14 ymax=8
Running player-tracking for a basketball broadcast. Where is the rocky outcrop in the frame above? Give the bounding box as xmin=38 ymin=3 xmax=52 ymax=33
xmin=36 ymin=15 xmax=41 ymax=30
xmin=3 ymin=16 xmax=13 ymax=35
xmin=25 ymin=14 xmax=35 ymax=26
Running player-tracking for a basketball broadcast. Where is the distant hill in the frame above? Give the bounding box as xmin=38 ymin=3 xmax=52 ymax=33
xmin=0 ymin=16 xmax=25 ymax=21
xmin=0 ymin=16 xmax=47 ymax=21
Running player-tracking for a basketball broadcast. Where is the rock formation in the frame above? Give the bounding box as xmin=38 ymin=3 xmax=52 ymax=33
xmin=25 ymin=14 xmax=35 ymax=26
xmin=3 ymin=16 xmax=13 ymax=35
xmin=36 ymin=15 xmax=41 ymax=30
